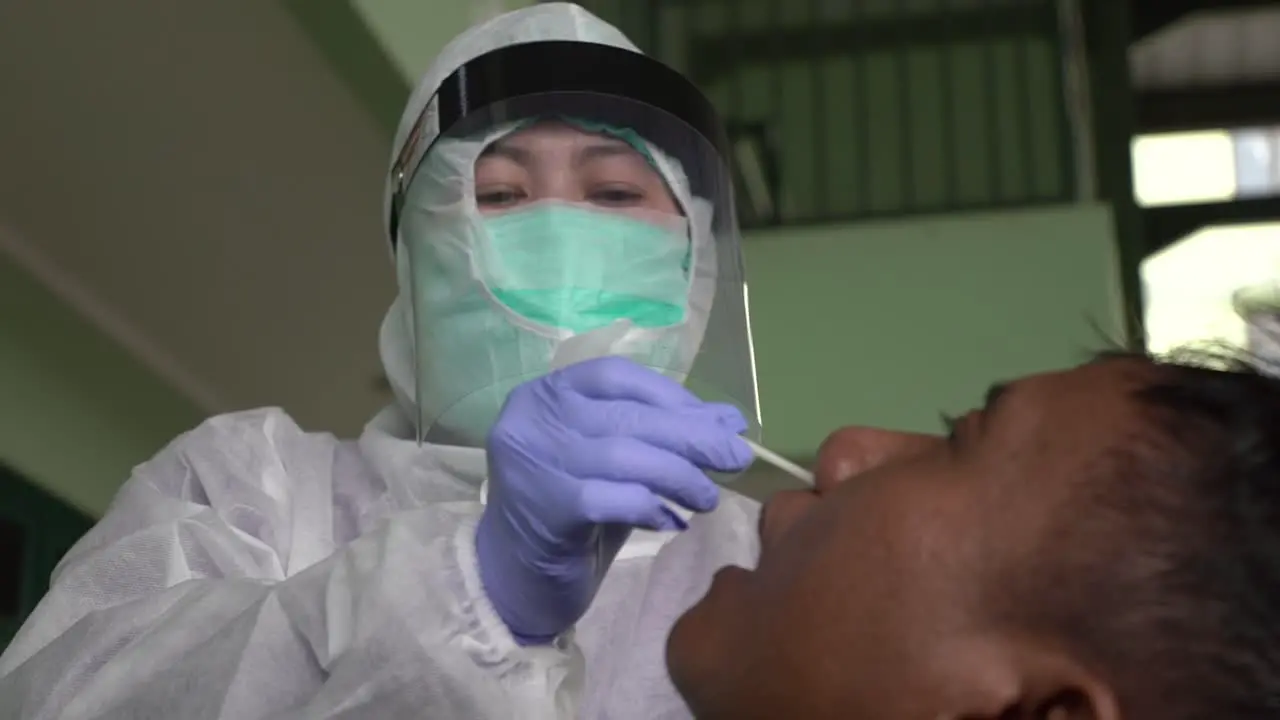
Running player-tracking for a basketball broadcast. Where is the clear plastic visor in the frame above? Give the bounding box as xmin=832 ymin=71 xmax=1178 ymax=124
xmin=395 ymin=91 xmax=760 ymax=456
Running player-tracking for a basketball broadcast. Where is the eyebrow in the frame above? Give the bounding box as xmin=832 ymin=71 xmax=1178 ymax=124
xmin=477 ymin=139 xmax=638 ymax=167
xmin=478 ymin=143 xmax=533 ymax=165
xmin=575 ymin=141 xmax=639 ymax=165
xmin=980 ymin=382 xmax=1011 ymax=423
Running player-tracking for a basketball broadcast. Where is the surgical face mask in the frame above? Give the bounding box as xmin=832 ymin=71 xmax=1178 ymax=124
xmin=478 ymin=201 xmax=692 ymax=334
xmin=391 ymin=199 xmax=697 ymax=445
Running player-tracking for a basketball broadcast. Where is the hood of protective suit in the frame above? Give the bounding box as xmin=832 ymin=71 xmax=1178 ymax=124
xmin=377 ymin=3 xmax=720 ymax=443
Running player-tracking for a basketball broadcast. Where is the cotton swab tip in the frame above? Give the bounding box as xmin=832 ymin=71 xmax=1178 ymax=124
xmin=743 ymin=437 xmax=815 ymax=486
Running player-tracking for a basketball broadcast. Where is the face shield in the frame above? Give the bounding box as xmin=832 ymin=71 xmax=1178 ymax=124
xmin=386 ymin=40 xmax=759 ymax=450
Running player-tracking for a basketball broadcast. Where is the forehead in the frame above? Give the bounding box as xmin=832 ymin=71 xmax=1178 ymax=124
xmin=485 ymin=121 xmax=638 ymax=157
xmin=969 ymin=358 xmax=1159 ymax=478
xmin=1012 ymin=355 xmax=1157 ymax=422
xmin=902 ymin=359 xmax=1164 ymax=589
xmin=958 ymin=357 xmax=1165 ymax=523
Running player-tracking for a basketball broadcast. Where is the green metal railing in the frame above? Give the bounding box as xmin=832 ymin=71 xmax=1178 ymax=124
xmin=579 ymin=0 xmax=1077 ymax=228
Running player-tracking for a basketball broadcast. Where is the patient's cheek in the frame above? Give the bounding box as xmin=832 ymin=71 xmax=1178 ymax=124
xmin=759 ymin=491 xmax=818 ymax=552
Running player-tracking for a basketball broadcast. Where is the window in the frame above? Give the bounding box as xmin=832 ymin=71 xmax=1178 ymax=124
xmin=1132 ymin=131 xmax=1236 ymax=207
xmin=1135 ymin=126 xmax=1280 ymax=355
xmin=1142 ymin=223 xmax=1280 ymax=355
xmin=1132 ymin=127 xmax=1280 ymax=207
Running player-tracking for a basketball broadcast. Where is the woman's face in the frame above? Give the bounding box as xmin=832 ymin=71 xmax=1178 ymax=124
xmin=472 ymin=121 xmax=681 ymax=217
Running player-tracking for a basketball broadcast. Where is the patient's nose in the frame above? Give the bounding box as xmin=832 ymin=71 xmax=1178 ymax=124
xmin=814 ymin=427 xmax=941 ymax=492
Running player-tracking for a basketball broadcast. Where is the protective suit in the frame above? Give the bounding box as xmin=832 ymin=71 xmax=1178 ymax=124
xmin=0 ymin=4 xmax=761 ymax=719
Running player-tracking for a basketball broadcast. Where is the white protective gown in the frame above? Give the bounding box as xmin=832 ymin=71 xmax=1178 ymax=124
xmin=0 ymin=406 xmax=758 ymax=719
xmin=0 ymin=5 xmax=762 ymax=720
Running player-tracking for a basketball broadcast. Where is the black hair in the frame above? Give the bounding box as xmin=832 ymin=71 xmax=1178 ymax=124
xmin=1029 ymin=348 xmax=1280 ymax=718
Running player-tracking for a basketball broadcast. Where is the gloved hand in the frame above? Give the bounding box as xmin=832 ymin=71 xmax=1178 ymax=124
xmin=475 ymin=356 xmax=753 ymax=645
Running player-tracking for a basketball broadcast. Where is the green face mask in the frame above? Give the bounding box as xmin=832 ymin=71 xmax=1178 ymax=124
xmin=480 ymin=202 xmax=691 ymax=334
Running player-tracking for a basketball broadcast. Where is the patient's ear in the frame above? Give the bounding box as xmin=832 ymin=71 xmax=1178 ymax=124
xmin=928 ymin=636 xmax=1121 ymax=720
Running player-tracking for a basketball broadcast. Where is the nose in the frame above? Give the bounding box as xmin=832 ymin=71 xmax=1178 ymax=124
xmin=758 ymin=426 xmax=941 ymax=552
xmin=813 ymin=426 xmax=941 ymax=492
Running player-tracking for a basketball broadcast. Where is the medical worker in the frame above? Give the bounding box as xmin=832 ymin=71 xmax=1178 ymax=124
xmin=0 ymin=4 xmax=763 ymax=718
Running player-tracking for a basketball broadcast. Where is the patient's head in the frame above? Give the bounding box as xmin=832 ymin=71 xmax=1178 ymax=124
xmin=668 ymin=351 xmax=1280 ymax=719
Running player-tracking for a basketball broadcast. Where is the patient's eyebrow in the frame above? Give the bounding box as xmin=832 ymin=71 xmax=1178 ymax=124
xmin=981 ymin=382 xmax=1011 ymax=424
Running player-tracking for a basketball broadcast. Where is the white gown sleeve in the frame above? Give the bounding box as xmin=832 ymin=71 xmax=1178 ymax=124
xmin=0 ymin=410 xmax=582 ymax=720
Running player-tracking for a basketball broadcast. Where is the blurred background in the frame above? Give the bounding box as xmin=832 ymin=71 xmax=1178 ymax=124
xmin=1 ymin=0 xmax=1278 ymax=646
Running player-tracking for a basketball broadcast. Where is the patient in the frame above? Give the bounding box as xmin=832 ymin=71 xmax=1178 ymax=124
xmin=668 ymin=350 xmax=1280 ymax=719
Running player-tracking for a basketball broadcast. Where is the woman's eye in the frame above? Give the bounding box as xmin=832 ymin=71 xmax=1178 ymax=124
xmin=588 ymin=186 xmax=645 ymax=206
xmin=476 ymin=188 xmax=526 ymax=207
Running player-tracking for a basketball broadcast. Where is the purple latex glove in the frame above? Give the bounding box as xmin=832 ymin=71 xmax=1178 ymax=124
xmin=475 ymin=356 xmax=753 ymax=645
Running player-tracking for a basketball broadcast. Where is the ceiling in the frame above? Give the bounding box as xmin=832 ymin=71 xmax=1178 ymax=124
xmin=1130 ymin=3 xmax=1280 ymax=132
xmin=0 ymin=0 xmax=395 ymax=435
xmin=1131 ymin=5 xmax=1280 ymax=90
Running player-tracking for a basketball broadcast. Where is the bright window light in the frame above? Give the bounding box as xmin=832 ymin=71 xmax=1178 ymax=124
xmin=1142 ymin=223 xmax=1280 ymax=355
xmin=1132 ymin=130 xmax=1237 ymax=207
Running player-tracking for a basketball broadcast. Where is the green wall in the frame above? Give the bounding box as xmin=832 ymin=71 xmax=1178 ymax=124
xmin=746 ymin=203 xmax=1122 ymax=456
xmin=0 ymin=254 xmax=202 ymax=516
